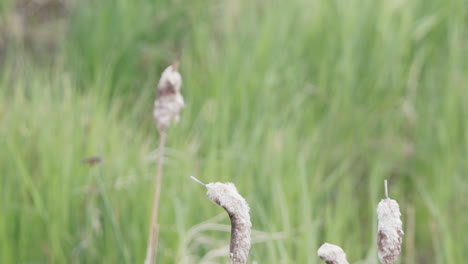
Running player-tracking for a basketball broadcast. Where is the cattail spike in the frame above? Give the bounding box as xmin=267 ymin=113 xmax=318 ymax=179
xmin=205 ymin=182 xmax=251 ymax=264
xmin=377 ymin=181 xmax=404 ymax=264
xmin=193 ymin=180 xmax=251 ymax=264
xmin=145 ymin=63 xmax=185 ymax=264
xmin=153 ymin=63 xmax=185 ymax=132
xmin=317 ymin=243 xmax=350 ymax=264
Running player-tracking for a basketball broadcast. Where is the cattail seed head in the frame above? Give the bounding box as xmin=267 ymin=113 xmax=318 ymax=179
xmin=153 ymin=62 xmax=184 ymax=132
xmin=377 ymin=182 xmax=404 ymax=264
xmin=317 ymin=243 xmax=350 ymax=264
xmin=205 ymin=182 xmax=251 ymax=264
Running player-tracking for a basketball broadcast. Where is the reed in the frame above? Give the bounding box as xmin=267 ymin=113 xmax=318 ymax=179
xmin=317 ymin=243 xmax=349 ymax=264
xmin=317 ymin=180 xmax=403 ymax=264
xmin=191 ymin=176 xmax=252 ymax=264
xmin=144 ymin=62 xmax=185 ymax=264
xmin=377 ymin=180 xmax=404 ymax=264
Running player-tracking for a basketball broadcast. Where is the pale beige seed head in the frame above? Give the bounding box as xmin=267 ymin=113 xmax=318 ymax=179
xmin=153 ymin=63 xmax=184 ymax=132
xmin=317 ymin=243 xmax=350 ymax=264
xmin=377 ymin=198 xmax=404 ymax=264
xmin=205 ymin=182 xmax=251 ymax=264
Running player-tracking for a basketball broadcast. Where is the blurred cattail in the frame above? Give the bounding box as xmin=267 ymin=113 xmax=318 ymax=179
xmin=317 ymin=243 xmax=350 ymax=264
xmin=145 ymin=62 xmax=184 ymax=264
xmin=153 ymin=61 xmax=185 ymax=133
xmin=191 ymin=176 xmax=251 ymax=264
xmin=377 ymin=180 xmax=404 ymax=264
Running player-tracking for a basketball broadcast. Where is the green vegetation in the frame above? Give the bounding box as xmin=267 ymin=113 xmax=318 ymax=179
xmin=0 ymin=0 xmax=466 ymax=263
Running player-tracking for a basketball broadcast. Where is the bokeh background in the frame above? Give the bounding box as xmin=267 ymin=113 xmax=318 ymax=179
xmin=0 ymin=0 xmax=466 ymax=263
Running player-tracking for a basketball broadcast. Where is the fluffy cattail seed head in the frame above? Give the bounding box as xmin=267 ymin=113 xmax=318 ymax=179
xmin=317 ymin=243 xmax=350 ymax=264
xmin=206 ymin=182 xmax=251 ymax=264
xmin=377 ymin=181 xmax=404 ymax=264
xmin=153 ymin=62 xmax=184 ymax=132
xmin=191 ymin=177 xmax=251 ymax=264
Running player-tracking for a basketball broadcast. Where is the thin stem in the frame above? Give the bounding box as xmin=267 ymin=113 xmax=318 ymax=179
xmin=144 ymin=131 xmax=167 ymax=264
xmin=384 ymin=179 xmax=389 ymax=199
xmin=172 ymin=61 xmax=179 ymax=72
xmin=94 ymin=167 xmax=131 ymax=264
xmin=190 ymin=176 xmax=206 ymax=186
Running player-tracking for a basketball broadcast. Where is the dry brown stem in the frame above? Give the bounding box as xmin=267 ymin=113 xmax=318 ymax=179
xmin=144 ymin=132 xmax=167 ymax=264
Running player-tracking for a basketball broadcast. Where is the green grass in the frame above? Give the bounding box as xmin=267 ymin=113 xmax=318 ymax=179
xmin=0 ymin=0 xmax=467 ymax=263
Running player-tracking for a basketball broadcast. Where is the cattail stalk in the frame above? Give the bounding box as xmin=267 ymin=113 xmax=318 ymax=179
xmin=317 ymin=243 xmax=350 ymax=264
xmin=144 ymin=63 xmax=184 ymax=264
xmin=144 ymin=132 xmax=166 ymax=264
xmin=377 ymin=180 xmax=404 ymax=264
xmin=191 ymin=176 xmax=252 ymax=264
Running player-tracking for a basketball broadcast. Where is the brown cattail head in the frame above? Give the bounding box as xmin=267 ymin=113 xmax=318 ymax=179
xmin=191 ymin=177 xmax=251 ymax=264
xmin=153 ymin=63 xmax=184 ymax=132
xmin=206 ymin=182 xmax=251 ymax=264
xmin=317 ymin=243 xmax=350 ymax=264
xmin=377 ymin=180 xmax=404 ymax=264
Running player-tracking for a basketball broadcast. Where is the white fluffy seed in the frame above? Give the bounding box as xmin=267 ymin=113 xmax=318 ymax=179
xmin=317 ymin=243 xmax=350 ymax=264
xmin=377 ymin=198 xmax=404 ymax=264
xmin=206 ymin=182 xmax=251 ymax=264
xmin=153 ymin=63 xmax=184 ymax=132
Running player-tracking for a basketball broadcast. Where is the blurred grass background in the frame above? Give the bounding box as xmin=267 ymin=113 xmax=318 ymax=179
xmin=0 ymin=0 xmax=466 ymax=263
